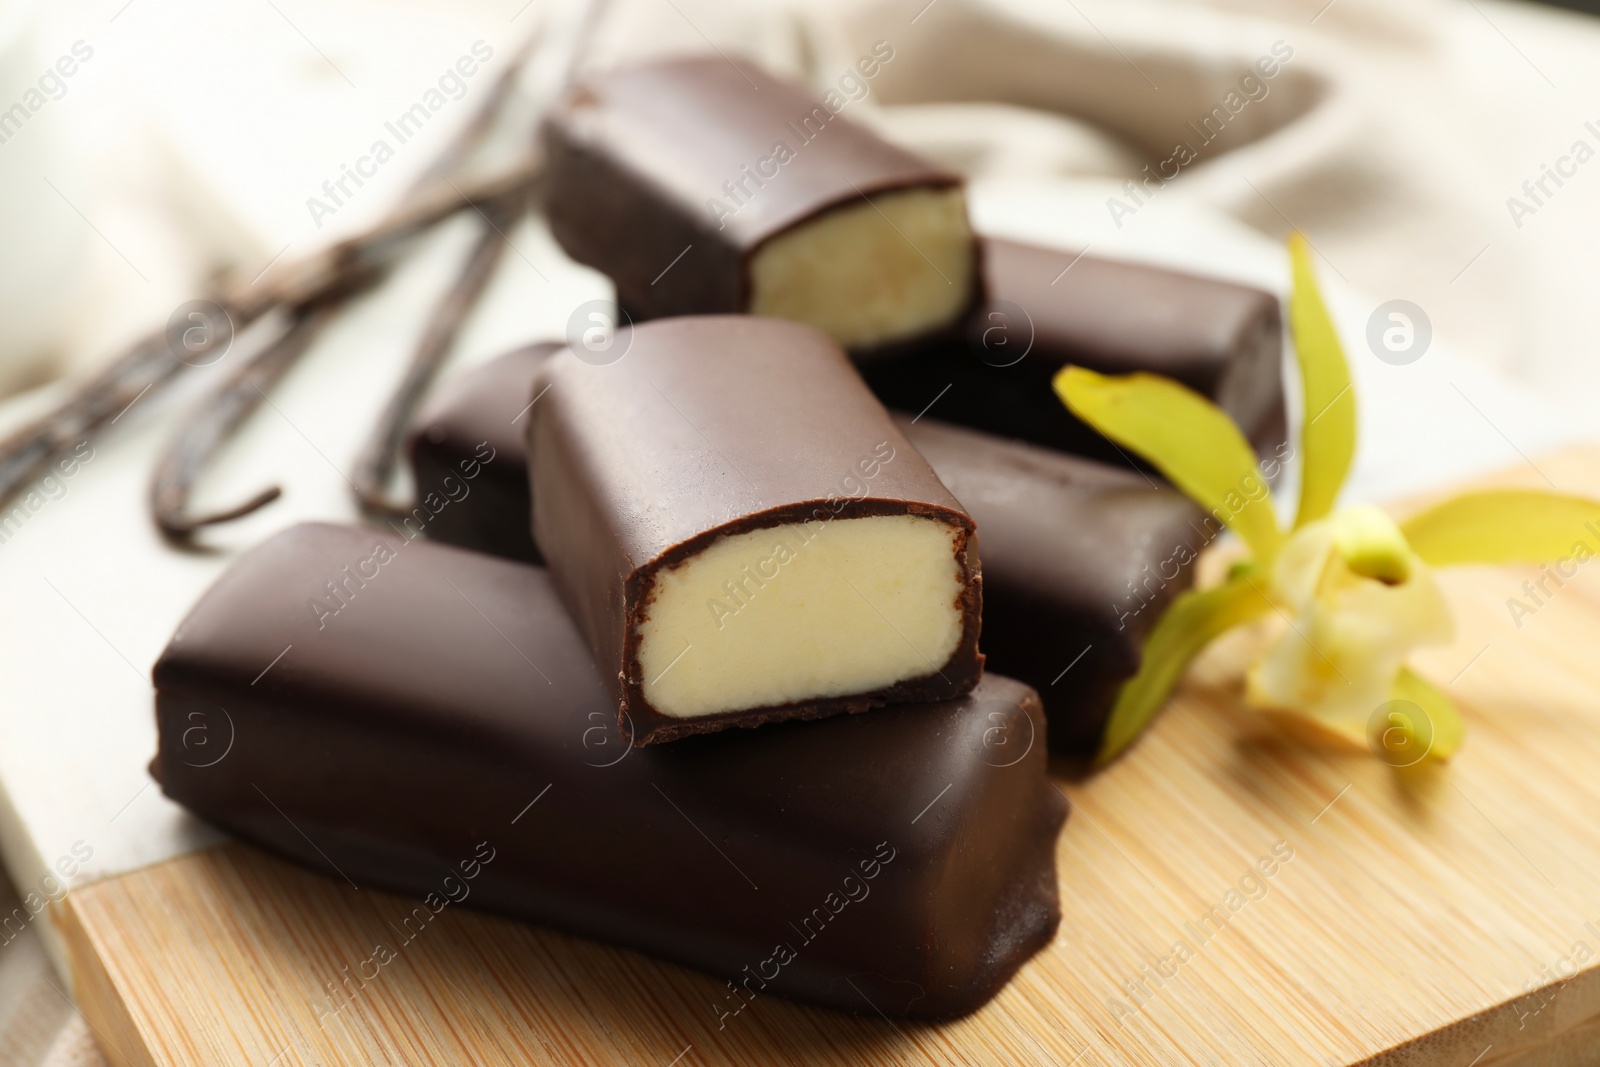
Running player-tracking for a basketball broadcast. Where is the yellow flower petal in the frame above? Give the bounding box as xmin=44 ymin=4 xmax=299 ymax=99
xmin=1096 ymin=578 xmax=1273 ymax=766
xmin=1289 ymin=234 xmax=1356 ymax=530
xmin=1401 ymin=489 xmax=1600 ymax=567
xmin=1056 ymin=366 xmax=1283 ymax=565
xmin=1385 ymin=666 xmax=1465 ymax=762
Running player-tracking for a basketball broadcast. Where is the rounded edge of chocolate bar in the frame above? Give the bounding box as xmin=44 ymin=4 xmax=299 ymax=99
xmin=871 ymin=682 xmax=1067 ymax=1020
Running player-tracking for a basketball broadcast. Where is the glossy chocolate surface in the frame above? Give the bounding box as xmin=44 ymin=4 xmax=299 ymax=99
xmin=527 ymin=316 xmax=982 ymax=744
xmin=863 ymin=237 xmax=1287 ymax=465
xmin=151 ymin=523 xmax=1063 ymax=1018
xmin=542 ymin=55 xmax=975 ymax=335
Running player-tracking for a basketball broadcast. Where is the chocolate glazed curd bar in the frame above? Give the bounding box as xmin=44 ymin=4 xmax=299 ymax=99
xmin=527 ymin=316 xmax=983 ymax=744
xmin=862 ymin=237 xmax=1288 ymax=465
xmin=542 ymin=55 xmax=978 ymax=352
xmin=408 ymin=342 xmax=1206 ymax=753
xmin=150 ymin=523 xmax=1065 ymax=1018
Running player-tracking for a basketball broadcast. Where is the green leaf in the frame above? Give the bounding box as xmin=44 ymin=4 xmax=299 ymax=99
xmin=1389 ymin=666 xmax=1465 ymax=762
xmin=1055 ymin=366 xmax=1283 ymax=564
xmin=1401 ymin=489 xmax=1600 ymax=567
xmin=1289 ymin=234 xmax=1356 ymax=530
xmin=1095 ymin=578 xmax=1274 ymax=766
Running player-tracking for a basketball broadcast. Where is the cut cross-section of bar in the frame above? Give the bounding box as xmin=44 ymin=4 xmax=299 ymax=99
xmin=638 ymin=512 xmax=967 ymax=719
xmin=746 ymin=187 xmax=973 ymax=351
xmin=527 ymin=316 xmax=983 ymax=744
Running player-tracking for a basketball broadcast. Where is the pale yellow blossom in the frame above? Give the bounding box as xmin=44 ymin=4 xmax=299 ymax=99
xmin=1245 ymin=506 xmax=1453 ymax=741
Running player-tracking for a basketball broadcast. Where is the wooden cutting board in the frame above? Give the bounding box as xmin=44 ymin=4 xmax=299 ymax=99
xmin=50 ymin=446 xmax=1600 ymax=1067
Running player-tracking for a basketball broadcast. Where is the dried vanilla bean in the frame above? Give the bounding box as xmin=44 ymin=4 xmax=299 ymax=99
xmin=344 ymin=1 xmax=617 ymax=519
xmin=149 ymin=303 xmax=339 ymax=539
xmin=350 ymin=193 xmax=526 ymax=519
xmin=0 ymin=157 xmax=540 ymax=520
xmin=142 ymin=26 xmax=550 ymax=539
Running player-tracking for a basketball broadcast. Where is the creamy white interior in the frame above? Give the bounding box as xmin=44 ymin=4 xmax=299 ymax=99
xmin=748 ymin=187 xmax=974 ymax=350
xmin=636 ymin=513 xmax=967 ymax=719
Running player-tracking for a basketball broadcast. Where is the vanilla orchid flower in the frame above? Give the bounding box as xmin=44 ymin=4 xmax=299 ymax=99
xmin=1056 ymin=236 xmax=1600 ymax=767
xmin=1244 ymin=504 xmax=1453 ymax=742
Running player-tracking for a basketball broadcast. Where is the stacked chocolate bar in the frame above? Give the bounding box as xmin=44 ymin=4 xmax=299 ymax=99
xmin=152 ymin=53 xmax=1283 ymax=1021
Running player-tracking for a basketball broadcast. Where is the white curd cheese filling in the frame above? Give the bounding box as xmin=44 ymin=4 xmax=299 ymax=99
xmin=637 ymin=513 xmax=967 ymax=718
xmin=748 ymin=187 xmax=974 ymax=350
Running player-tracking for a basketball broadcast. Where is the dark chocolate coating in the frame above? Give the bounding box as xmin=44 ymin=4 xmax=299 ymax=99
xmin=528 ymin=316 xmax=983 ymax=745
xmin=862 ymin=237 xmax=1287 ymax=466
xmin=405 ymin=345 xmax=1205 ymax=752
xmin=542 ymin=55 xmax=975 ymax=338
xmin=897 ymin=416 xmax=1208 ymax=752
xmin=407 ymin=342 xmax=562 ymax=563
xmin=151 ymin=523 xmax=1064 ymax=1018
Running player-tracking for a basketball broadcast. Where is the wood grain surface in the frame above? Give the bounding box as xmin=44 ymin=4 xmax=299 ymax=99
xmin=51 ymin=447 xmax=1600 ymax=1067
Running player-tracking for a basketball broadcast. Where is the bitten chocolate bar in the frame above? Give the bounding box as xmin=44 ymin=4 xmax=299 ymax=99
xmin=528 ymin=317 xmax=983 ymax=744
xmin=863 ymin=237 xmax=1287 ymax=465
xmin=542 ymin=55 xmax=978 ymax=352
xmin=897 ymin=416 xmax=1206 ymax=753
xmin=151 ymin=523 xmax=1064 ymax=1018
xmin=407 ymin=343 xmax=1205 ymax=752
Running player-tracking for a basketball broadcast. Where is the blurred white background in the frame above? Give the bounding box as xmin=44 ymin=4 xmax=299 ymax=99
xmin=3 ymin=0 xmax=1600 ymax=406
